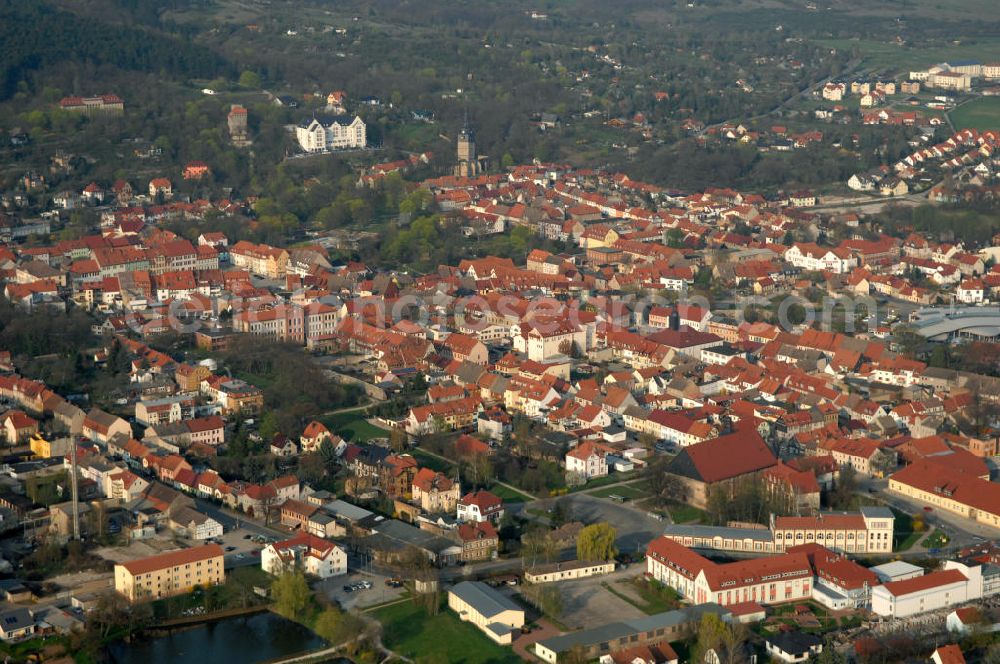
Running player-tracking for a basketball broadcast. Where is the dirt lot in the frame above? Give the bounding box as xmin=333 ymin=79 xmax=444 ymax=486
xmin=45 ymin=570 xmax=114 ymax=598
xmin=525 ymin=569 xmax=647 ymax=631
xmin=94 ymin=536 xmax=187 ymax=564
xmin=94 ymin=525 xmax=272 ymax=574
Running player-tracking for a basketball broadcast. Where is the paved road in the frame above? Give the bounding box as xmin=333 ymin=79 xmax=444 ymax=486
xmin=528 ymin=493 xmax=665 ymax=555
xmin=881 ymin=491 xmax=998 ymax=549
xmin=575 ymin=477 xmax=649 ymax=496
xmin=196 ymin=498 xmax=286 ymax=539
xmin=857 ymin=480 xmax=997 ymax=554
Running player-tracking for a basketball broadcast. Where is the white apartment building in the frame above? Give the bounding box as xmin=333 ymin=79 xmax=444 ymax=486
xmin=784 ymin=243 xmax=857 ymax=274
xmin=261 ymin=532 xmax=346 ymax=579
xmin=296 ymin=115 xmax=366 ymax=152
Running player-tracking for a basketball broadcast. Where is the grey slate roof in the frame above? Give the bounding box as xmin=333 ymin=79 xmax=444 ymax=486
xmin=859 ymin=506 xmax=894 ymax=519
xmin=322 ymin=499 xmax=374 ymax=523
xmin=767 ymin=631 xmax=822 ymax=656
xmin=449 ymin=581 xmax=522 ymax=619
xmin=369 ymin=519 xmax=458 ymax=555
xmin=536 ymin=604 xmax=729 ymax=656
xmin=662 ymin=524 xmax=773 ymax=542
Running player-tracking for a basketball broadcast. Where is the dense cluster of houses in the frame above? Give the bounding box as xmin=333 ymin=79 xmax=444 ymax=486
xmin=6 ymin=130 xmax=1000 ymax=663
xmin=848 ymin=127 xmax=1000 ymax=200
xmin=5 ymin=156 xmax=1000 ymax=526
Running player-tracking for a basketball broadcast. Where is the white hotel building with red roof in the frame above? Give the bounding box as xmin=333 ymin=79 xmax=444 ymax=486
xmin=871 ymin=568 xmax=977 ymax=618
xmin=660 ymin=506 xmax=894 ymax=556
xmin=646 ymin=537 xmax=1000 ymax=615
xmin=261 ymin=532 xmax=346 ymax=579
xmin=646 ymin=537 xmax=815 ymax=607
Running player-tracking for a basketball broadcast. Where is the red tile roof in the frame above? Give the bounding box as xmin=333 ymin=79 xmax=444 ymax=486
xmin=119 ymin=544 xmax=223 ymax=576
xmin=460 ymin=489 xmax=502 ymax=512
xmin=880 ymin=569 xmax=967 ymax=597
xmin=933 ymin=645 xmax=966 ymax=664
xmin=671 ymin=428 xmax=776 ymax=483
xmin=457 ymin=520 xmax=498 ymax=542
xmin=890 ymin=461 xmax=1000 ymax=518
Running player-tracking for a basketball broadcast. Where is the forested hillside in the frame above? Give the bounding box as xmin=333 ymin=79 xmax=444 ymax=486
xmin=0 ymin=0 xmax=229 ymax=100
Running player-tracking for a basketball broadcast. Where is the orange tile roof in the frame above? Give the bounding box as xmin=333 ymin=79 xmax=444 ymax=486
xmin=933 ymin=645 xmax=966 ymax=664
xmin=119 ymin=544 xmax=223 ymax=576
xmin=881 ymin=569 xmax=967 ymax=597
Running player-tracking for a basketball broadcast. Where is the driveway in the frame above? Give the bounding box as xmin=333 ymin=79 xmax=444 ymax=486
xmin=513 ymin=618 xmax=561 ymax=660
xmin=195 ymin=498 xmax=286 ymax=539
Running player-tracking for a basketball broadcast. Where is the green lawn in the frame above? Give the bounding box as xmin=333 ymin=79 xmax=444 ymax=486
xmin=590 ymin=484 xmax=650 ymax=500
xmin=892 ymin=508 xmax=920 ymax=551
xmin=814 ymin=36 xmax=1000 ymax=73
xmin=321 ymin=411 xmax=388 ymax=443
xmin=235 ymin=370 xmax=274 ymax=390
xmin=950 ymin=97 xmax=1000 ymax=131
xmin=897 ymin=531 xmax=923 ymax=551
xmin=412 ymin=449 xmax=452 ymax=473
xmin=569 ymin=471 xmax=638 ymax=493
xmin=489 ymin=483 xmax=533 ymax=503
xmin=921 ymin=529 xmax=950 ymax=550
xmin=666 ymin=502 xmax=705 ymax=524
xmin=604 ymin=578 xmax=680 ymax=615
xmin=373 ymin=598 xmax=521 ymax=664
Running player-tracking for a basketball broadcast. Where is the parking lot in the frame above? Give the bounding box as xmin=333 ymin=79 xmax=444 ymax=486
xmin=529 ymin=494 xmax=665 ymax=555
xmin=317 ymin=568 xmax=407 ymax=610
xmin=172 ymin=527 xmax=274 ymax=569
xmin=521 ymin=568 xmax=647 ymax=630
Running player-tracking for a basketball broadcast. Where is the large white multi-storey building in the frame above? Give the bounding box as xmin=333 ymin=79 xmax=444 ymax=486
xmin=296 ymin=115 xmax=366 ymax=152
xmin=660 ymin=507 xmax=895 ymax=556
xmin=646 ymin=537 xmax=815 ymax=607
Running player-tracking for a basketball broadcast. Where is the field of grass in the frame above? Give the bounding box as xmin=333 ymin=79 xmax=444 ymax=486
xmin=666 ymin=502 xmax=706 ymax=524
xmin=373 ymin=598 xmax=522 ymax=664
xmin=590 ymin=484 xmax=650 ymax=500
xmin=411 ymin=449 xmax=452 ymax=472
xmin=604 ymin=578 xmax=681 ymax=615
xmin=569 ymin=471 xmax=638 ymax=493
xmin=892 ymin=509 xmax=922 ymax=551
xmin=950 ymin=97 xmax=1000 ymax=131
xmin=321 ymin=411 xmax=387 ymax=443
xmin=814 ymin=37 xmax=1000 ymax=73
xmin=489 ymin=483 xmax=533 ymax=503
xmin=921 ymin=529 xmax=950 ymax=550
xmin=235 ymin=370 xmax=274 ymax=390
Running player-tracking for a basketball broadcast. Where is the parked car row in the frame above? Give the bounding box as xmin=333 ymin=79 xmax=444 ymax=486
xmin=343 ymin=580 xmax=373 ymax=593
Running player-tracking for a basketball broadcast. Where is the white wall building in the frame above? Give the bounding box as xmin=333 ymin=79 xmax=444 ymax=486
xmin=261 ymin=532 xmax=347 ymax=579
xmin=870 ymin=568 xmax=977 ymax=618
xmin=646 ymin=537 xmax=814 ymax=607
xmin=784 ymin=244 xmax=857 ymax=274
xmin=295 ymin=115 xmax=366 ymax=153
xmin=565 ymin=441 xmax=609 ymax=480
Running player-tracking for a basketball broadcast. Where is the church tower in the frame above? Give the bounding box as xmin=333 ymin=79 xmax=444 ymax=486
xmin=454 ymin=113 xmax=482 ymax=178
